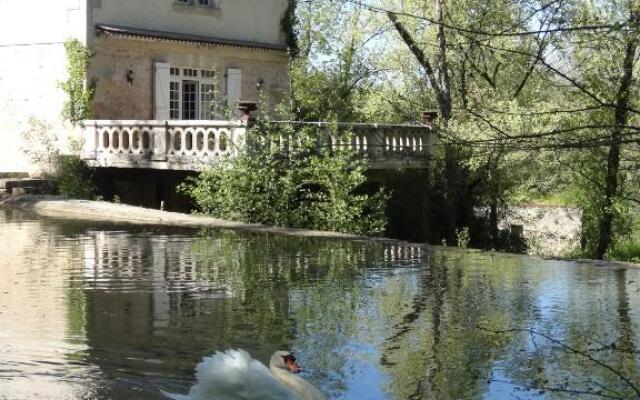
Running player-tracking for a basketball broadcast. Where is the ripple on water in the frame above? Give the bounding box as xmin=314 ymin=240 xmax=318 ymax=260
xmin=1 ymin=209 xmax=640 ymax=399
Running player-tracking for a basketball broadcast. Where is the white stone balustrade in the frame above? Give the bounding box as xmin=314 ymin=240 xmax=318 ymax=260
xmin=82 ymin=120 xmax=247 ymax=170
xmin=82 ymin=120 xmax=435 ymax=170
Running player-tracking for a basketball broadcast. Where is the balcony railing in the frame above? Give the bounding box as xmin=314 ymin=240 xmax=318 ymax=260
xmin=81 ymin=120 xmax=435 ymax=171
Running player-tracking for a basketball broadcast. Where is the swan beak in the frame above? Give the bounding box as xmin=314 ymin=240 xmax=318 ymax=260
xmin=287 ymin=361 xmax=301 ymax=374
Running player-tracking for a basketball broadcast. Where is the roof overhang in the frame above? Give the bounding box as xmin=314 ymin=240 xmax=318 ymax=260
xmin=95 ymin=24 xmax=289 ymax=52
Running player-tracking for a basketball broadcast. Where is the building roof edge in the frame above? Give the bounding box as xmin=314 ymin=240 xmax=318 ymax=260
xmin=95 ymin=24 xmax=289 ymax=52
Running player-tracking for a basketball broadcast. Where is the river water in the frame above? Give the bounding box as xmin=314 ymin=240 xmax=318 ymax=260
xmin=0 ymin=208 xmax=639 ymax=399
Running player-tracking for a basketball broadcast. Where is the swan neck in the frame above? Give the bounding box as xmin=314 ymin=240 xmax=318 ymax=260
xmin=270 ymin=366 xmax=326 ymax=400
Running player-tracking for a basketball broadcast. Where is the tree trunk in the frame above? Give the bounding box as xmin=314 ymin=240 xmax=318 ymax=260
xmin=594 ymin=35 xmax=637 ymax=259
xmin=388 ymin=1 xmax=461 ymax=243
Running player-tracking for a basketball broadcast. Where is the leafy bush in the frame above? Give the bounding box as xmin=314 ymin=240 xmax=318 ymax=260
xmin=180 ymin=119 xmax=388 ymax=236
xmin=56 ymin=155 xmax=96 ymax=199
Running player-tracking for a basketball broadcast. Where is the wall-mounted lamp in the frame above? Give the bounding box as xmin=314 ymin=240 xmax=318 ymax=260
xmin=256 ymin=78 xmax=264 ymax=91
xmin=126 ymin=69 xmax=134 ymax=85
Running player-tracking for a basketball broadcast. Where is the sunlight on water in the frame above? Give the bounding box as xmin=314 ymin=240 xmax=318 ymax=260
xmin=0 ymin=208 xmax=639 ymax=399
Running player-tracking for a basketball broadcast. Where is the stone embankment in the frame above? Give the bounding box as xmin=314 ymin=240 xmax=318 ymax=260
xmin=499 ymin=205 xmax=581 ymax=257
xmin=0 ymin=194 xmax=369 ymax=240
xmin=1 ymin=194 xmax=637 ymax=268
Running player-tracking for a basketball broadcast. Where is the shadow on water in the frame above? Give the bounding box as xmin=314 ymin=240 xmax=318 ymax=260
xmin=0 ymin=209 xmax=639 ymax=400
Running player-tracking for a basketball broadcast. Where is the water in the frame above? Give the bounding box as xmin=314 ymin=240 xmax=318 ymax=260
xmin=0 ymin=208 xmax=639 ymax=400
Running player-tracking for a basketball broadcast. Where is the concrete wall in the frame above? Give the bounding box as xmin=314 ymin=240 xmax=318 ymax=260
xmin=88 ymin=0 xmax=290 ymax=46
xmin=0 ymin=0 xmax=88 ymax=174
xmin=89 ymin=35 xmax=289 ymax=119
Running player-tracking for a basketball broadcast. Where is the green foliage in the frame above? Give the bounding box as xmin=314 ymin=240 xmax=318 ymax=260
xmin=602 ymin=216 xmax=640 ymax=262
xmin=180 ymin=116 xmax=388 ymax=236
xmin=291 ymin=0 xmax=640 ymax=258
xmin=56 ymin=155 xmax=97 ymax=200
xmin=60 ymin=39 xmax=94 ymax=124
xmin=608 ymin=240 xmax=640 ymax=263
xmin=456 ymin=227 xmax=470 ymax=248
xmin=290 ymin=57 xmax=372 ymax=122
xmin=281 ymin=0 xmax=299 ymax=58
xmin=570 ymin=150 xmax=635 ymax=259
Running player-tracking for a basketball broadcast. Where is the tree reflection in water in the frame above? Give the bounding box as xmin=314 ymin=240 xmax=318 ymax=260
xmin=1 ymin=209 xmax=639 ymax=400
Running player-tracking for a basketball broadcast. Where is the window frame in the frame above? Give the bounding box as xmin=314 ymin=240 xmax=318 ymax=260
xmin=169 ymin=66 xmax=221 ymax=121
xmin=172 ymin=0 xmax=218 ymax=12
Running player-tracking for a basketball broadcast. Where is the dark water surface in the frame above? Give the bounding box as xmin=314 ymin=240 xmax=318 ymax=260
xmin=1 ymin=208 xmax=639 ymax=399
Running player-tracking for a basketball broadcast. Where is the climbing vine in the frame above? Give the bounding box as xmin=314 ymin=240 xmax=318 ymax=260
xmin=60 ymin=39 xmax=94 ymax=124
xmin=281 ymin=0 xmax=299 ymax=58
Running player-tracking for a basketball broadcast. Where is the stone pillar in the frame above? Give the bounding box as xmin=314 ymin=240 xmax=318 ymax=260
xmin=369 ymin=128 xmax=384 ymax=159
xmin=231 ymin=124 xmax=247 ymax=157
xmin=82 ymin=122 xmax=97 ymax=160
xmin=151 ymin=123 xmax=168 ymax=161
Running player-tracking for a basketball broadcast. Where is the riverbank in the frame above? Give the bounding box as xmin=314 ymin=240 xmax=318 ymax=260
xmin=1 ymin=193 xmax=637 ymax=268
xmin=0 ymin=193 xmax=375 ymax=241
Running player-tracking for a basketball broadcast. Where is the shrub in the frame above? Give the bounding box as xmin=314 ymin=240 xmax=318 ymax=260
xmin=56 ymin=155 xmax=96 ymax=199
xmin=180 ymin=119 xmax=388 ymax=236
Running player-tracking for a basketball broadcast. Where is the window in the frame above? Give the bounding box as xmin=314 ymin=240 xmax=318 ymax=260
xmin=200 ymin=84 xmax=215 ymax=119
xmin=169 ymin=66 xmax=223 ymax=120
xmin=183 ymin=68 xmax=198 ymax=77
xmin=182 ymin=81 xmax=198 ymax=120
xmin=173 ymin=0 xmax=217 ymax=10
xmin=170 ymin=82 xmax=180 ymax=119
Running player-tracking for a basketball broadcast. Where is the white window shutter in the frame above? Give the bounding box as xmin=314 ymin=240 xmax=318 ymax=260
xmin=226 ymin=68 xmax=242 ymax=109
xmin=154 ymin=62 xmax=171 ymax=120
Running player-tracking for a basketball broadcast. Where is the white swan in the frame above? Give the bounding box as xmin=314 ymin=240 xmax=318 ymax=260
xmin=162 ymin=349 xmax=328 ymax=400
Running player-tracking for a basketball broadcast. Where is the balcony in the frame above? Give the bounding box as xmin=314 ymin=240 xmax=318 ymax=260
xmin=81 ymin=120 xmax=435 ymax=171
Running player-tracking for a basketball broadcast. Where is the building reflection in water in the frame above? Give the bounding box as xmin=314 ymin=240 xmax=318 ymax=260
xmin=73 ymin=228 xmax=426 ymax=399
xmin=1 ymin=208 xmax=639 ymax=400
xmin=0 ymin=211 xmax=94 ymax=399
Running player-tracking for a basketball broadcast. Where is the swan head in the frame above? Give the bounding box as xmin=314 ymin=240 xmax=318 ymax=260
xmin=270 ymin=351 xmax=300 ymax=374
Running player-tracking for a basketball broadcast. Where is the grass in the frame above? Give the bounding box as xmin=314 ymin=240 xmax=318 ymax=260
xmin=509 ymin=190 xmax=577 ymax=207
xmin=609 ymin=240 xmax=640 ymax=263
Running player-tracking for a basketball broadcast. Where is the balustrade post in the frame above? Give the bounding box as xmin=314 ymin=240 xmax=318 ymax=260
xmin=82 ymin=122 xmax=97 ymax=160
xmin=426 ymin=130 xmax=436 ymax=157
xmin=151 ymin=122 xmax=168 ymax=161
xmin=181 ymin=130 xmax=188 ymax=154
xmin=231 ymin=124 xmax=247 ymax=157
xmin=368 ymin=129 xmax=384 ymax=159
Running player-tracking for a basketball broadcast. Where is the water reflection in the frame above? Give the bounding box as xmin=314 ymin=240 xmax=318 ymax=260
xmin=0 ymin=209 xmax=639 ymax=399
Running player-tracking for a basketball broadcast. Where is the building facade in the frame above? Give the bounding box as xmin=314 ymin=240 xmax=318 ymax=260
xmin=0 ymin=0 xmax=291 ymax=174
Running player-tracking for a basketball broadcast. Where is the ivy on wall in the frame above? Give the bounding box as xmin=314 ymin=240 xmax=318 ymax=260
xmin=60 ymin=39 xmax=94 ymax=124
xmin=281 ymin=0 xmax=299 ymax=58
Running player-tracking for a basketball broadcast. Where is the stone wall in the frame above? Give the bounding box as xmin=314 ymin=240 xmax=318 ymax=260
xmin=89 ymin=35 xmax=290 ymax=119
xmin=499 ymin=206 xmax=582 ymax=257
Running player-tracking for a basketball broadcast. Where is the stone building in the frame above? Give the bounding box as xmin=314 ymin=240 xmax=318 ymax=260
xmin=0 ymin=0 xmax=292 ymax=175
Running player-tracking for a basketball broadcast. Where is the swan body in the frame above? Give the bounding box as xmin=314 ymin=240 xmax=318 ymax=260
xmin=162 ymin=349 xmax=327 ymax=400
